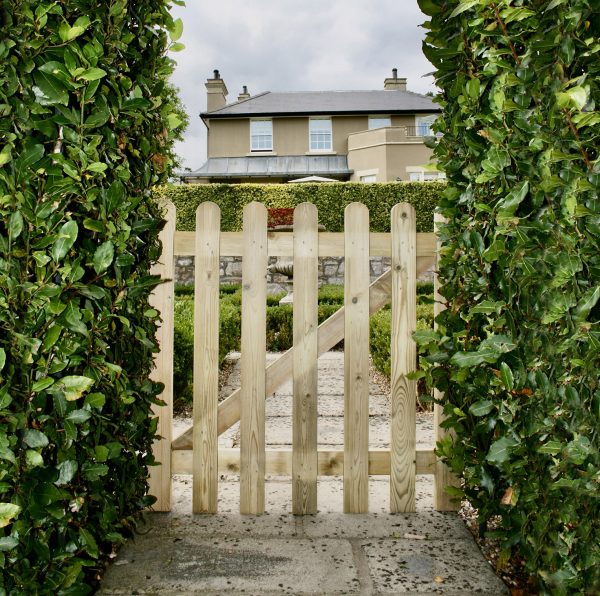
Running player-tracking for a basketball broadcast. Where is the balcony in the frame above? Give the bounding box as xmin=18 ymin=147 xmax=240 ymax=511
xmin=347 ymin=126 xmax=441 ymax=151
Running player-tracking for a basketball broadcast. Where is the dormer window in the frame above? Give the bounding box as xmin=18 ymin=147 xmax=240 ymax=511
xmin=250 ymin=119 xmax=273 ymax=151
xmin=309 ymin=118 xmax=332 ymax=152
xmin=368 ymin=116 xmax=391 ymax=130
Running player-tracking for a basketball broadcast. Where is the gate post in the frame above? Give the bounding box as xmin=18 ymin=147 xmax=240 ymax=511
xmin=148 ymin=201 xmax=175 ymax=512
xmin=390 ymin=203 xmax=417 ymax=512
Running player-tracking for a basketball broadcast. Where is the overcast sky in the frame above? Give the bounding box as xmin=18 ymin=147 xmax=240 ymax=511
xmin=168 ymin=0 xmax=434 ymax=171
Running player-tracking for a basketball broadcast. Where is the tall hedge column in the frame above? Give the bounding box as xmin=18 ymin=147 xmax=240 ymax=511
xmin=0 ymin=1 xmax=184 ymax=592
xmin=418 ymin=1 xmax=599 ymax=593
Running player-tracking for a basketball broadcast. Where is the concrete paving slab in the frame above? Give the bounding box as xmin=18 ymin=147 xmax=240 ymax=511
xmin=362 ymin=538 xmax=509 ymax=594
xmin=99 ymin=535 xmax=358 ymax=595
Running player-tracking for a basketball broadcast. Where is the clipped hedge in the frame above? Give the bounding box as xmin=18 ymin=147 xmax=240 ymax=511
xmin=419 ymin=1 xmax=599 ymax=593
xmin=156 ymin=181 xmax=443 ymax=233
xmin=0 ymin=1 xmax=182 ymax=592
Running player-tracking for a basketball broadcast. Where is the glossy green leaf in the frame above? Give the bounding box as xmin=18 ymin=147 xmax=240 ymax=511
xmin=55 ymin=376 xmax=94 ymax=401
xmin=23 ymin=430 xmax=49 ymax=449
xmin=56 ymin=460 xmax=78 ymax=485
xmin=93 ymin=240 xmax=114 ymax=273
xmin=33 ymin=70 xmax=69 ymax=106
xmin=26 ymin=450 xmax=44 ymax=468
xmin=468 ymin=400 xmax=495 ymax=416
xmin=51 ymin=220 xmax=78 ymax=262
xmin=0 ymin=503 xmax=21 ymax=528
xmin=487 ymin=436 xmax=520 ymax=464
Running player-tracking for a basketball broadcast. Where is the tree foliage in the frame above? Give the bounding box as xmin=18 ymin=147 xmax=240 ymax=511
xmin=0 ymin=0 xmax=184 ymax=591
xmin=418 ymin=1 xmax=599 ymax=593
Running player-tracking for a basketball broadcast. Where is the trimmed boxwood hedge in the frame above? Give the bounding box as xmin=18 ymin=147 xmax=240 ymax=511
xmin=156 ymin=181 xmax=443 ymax=233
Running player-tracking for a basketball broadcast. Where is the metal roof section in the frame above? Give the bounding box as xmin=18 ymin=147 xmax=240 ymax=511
xmin=180 ymin=155 xmax=353 ymax=180
xmin=202 ymin=90 xmax=439 ymax=118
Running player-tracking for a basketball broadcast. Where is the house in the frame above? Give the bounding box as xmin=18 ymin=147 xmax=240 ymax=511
xmin=180 ymin=69 xmax=444 ymax=184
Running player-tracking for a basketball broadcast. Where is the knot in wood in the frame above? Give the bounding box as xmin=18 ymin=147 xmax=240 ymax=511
xmin=401 ymin=211 xmax=408 ymax=219
xmin=352 ymin=297 xmax=358 ymax=304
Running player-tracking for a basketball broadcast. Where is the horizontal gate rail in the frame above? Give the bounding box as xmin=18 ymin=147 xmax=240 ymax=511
xmin=172 ymin=448 xmax=436 ymax=476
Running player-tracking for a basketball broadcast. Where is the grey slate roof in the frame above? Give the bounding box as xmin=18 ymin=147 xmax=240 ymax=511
xmin=181 ymin=155 xmax=352 ymax=180
xmin=202 ymin=90 xmax=439 ymax=118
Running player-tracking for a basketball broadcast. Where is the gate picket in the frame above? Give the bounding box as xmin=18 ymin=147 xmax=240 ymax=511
xmin=240 ymin=202 xmax=268 ymax=515
xmin=192 ymin=202 xmax=220 ymax=513
xmin=344 ymin=203 xmax=370 ymax=513
xmin=390 ymin=203 xmax=417 ymax=512
xmin=292 ymin=203 xmax=319 ymax=515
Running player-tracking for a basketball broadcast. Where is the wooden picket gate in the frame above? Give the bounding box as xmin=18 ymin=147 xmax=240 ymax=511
xmin=148 ymin=201 xmax=458 ymax=515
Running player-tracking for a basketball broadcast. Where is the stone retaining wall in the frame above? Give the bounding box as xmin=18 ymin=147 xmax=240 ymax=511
xmin=175 ymin=256 xmax=432 ymax=292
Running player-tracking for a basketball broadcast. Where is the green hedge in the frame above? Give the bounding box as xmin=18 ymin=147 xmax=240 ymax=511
xmin=369 ymin=295 xmax=434 ymax=386
xmin=419 ymin=1 xmax=599 ymax=593
xmin=0 ymin=1 xmax=182 ymax=592
xmin=156 ymin=181 xmax=443 ymax=233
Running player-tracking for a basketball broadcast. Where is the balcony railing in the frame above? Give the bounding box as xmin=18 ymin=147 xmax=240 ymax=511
xmin=405 ymin=126 xmax=443 ymax=138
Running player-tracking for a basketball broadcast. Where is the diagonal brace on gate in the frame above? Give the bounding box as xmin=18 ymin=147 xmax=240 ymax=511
xmin=171 ymin=255 xmax=434 ymax=452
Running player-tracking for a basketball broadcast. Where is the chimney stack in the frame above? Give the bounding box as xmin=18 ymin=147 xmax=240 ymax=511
xmin=384 ymin=68 xmax=407 ymax=91
xmin=205 ymin=69 xmax=228 ymax=112
xmin=237 ymin=85 xmax=251 ymax=101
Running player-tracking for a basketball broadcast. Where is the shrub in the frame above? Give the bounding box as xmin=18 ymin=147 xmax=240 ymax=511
xmin=155 ymin=181 xmax=443 ymax=233
xmin=370 ymin=301 xmax=434 ymax=392
xmin=0 ymin=1 xmax=183 ymax=591
xmin=419 ymin=1 xmax=599 ymax=592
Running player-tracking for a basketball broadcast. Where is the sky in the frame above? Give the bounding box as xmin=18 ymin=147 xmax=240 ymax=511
xmin=168 ymin=0 xmax=434 ymax=171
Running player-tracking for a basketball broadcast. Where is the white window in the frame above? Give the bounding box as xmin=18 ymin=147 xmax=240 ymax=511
xmin=415 ymin=114 xmax=437 ymax=136
xmin=368 ymin=116 xmax=391 ymax=130
xmin=309 ymin=118 xmax=332 ymax=151
xmin=360 ymin=174 xmax=377 ymax=183
xmin=250 ymin=119 xmax=272 ymax=151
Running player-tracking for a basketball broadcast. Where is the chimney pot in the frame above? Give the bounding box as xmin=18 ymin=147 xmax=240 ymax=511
xmin=392 ymin=68 xmax=398 ymax=79
xmin=213 ymin=69 xmax=220 ymax=79
xmin=243 ymin=85 xmax=248 ymax=93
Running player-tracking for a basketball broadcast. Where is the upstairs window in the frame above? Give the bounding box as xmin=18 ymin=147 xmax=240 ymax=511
xmin=250 ymin=119 xmax=273 ymax=151
xmin=368 ymin=116 xmax=391 ymax=130
xmin=415 ymin=115 xmax=437 ymax=136
xmin=309 ymin=118 xmax=332 ymax=151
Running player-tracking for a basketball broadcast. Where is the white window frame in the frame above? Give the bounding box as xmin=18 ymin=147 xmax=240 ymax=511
xmin=368 ymin=115 xmax=391 ymax=130
xmin=415 ymin=114 xmax=438 ymax=136
xmin=250 ymin=119 xmax=273 ymax=151
xmin=309 ymin=117 xmax=332 ymax=152
xmin=360 ymin=174 xmax=377 ymax=183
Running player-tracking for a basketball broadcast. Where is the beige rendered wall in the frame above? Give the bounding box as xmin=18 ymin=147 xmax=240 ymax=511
xmin=273 ymin=118 xmax=308 ymax=154
xmin=207 ymin=119 xmax=249 ymax=157
xmin=348 ymin=141 xmax=435 ymax=182
xmin=386 ymin=143 xmax=435 ymax=181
